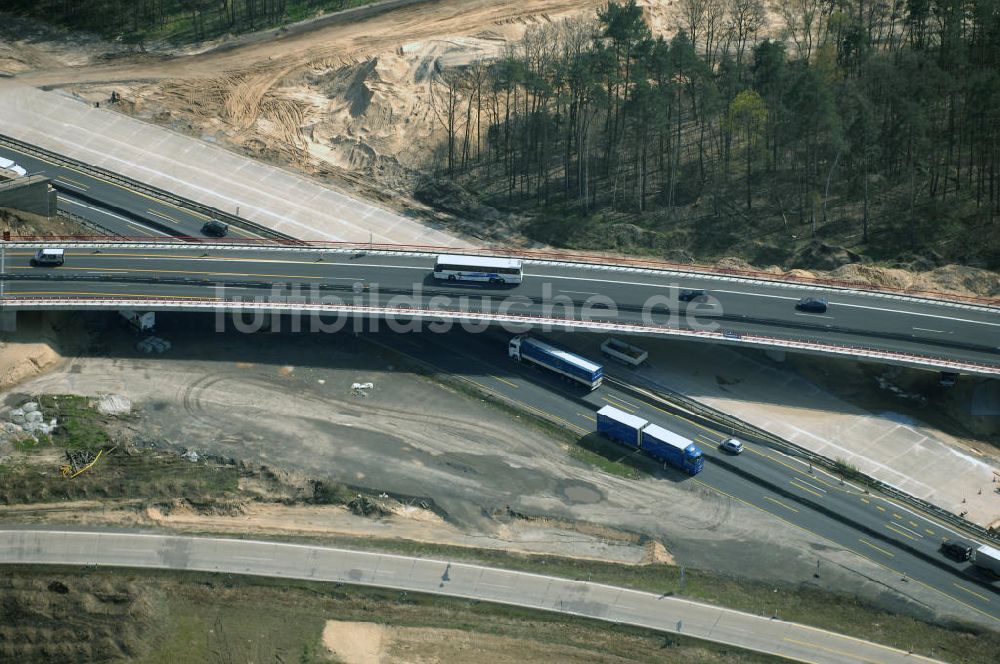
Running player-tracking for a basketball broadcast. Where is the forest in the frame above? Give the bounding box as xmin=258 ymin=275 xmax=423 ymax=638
xmin=2 ymin=0 xmax=372 ymax=43
xmin=428 ymin=0 xmax=1000 ymax=268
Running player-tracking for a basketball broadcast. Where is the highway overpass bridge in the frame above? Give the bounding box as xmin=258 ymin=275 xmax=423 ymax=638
xmin=1 ymin=240 xmax=998 ymax=376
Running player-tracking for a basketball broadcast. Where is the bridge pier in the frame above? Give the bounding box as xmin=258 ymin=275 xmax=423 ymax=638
xmin=765 ymin=349 xmax=787 ymax=363
xmin=0 ymin=310 xmax=16 ymax=332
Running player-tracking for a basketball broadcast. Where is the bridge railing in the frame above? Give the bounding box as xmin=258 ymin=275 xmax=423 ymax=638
xmin=3 ymin=294 xmax=998 ymax=376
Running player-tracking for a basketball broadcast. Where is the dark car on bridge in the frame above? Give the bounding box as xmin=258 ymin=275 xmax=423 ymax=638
xmin=201 ymin=219 xmax=229 ymax=237
xmin=679 ymin=289 xmax=708 ymax=303
xmin=795 ymin=296 xmax=828 ymax=313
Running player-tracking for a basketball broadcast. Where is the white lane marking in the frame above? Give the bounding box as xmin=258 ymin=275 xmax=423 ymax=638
xmin=36 ymin=255 xmax=1000 ymax=330
xmin=833 ymin=301 xmax=1000 ymax=327
xmin=913 ymin=327 xmax=949 ymax=334
xmin=889 ymin=521 xmax=924 ymax=539
xmin=530 ymin=275 xmax=1000 ymax=328
xmin=559 ymin=289 xmax=599 ymax=295
xmin=792 ymin=476 xmax=828 ymax=493
xmin=795 ymin=312 xmax=833 ymax=319
xmin=59 ymin=197 xmax=164 ymax=235
xmin=55 ymin=180 xmax=87 ymax=191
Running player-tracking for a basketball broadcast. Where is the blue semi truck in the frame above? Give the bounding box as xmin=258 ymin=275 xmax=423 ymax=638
xmin=509 ymin=335 xmax=603 ymax=390
xmin=596 ymin=405 xmax=704 ymax=475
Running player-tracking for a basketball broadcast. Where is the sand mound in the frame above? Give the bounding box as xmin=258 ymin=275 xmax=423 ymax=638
xmin=322 ymin=620 xmax=388 ymax=664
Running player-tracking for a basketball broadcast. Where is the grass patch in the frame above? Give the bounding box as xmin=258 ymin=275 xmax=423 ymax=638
xmin=570 ymin=434 xmax=644 ymax=479
xmin=1 ymin=395 xmax=238 ymax=505
xmin=38 ymin=394 xmax=111 ymax=450
xmin=833 ymin=457 xmax=862 ymax=481
xmin=172 ymin=531 xmax=997 ymax=663
xmin=3 ymin=566 xmax=779 ymax=664
xmin=12 ymin=435 xmax=49 ymax=452
xmin=0 ymin=452 xmax=239 ymax=505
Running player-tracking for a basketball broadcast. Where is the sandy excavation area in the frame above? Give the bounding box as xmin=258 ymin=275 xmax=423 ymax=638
xmin=321 ymin=619 xmax=629 ymax=664
xmin=9 ymin=0 xmax=607 ymax=202
xmin=1 ymin=2 xmax=996 ymax=295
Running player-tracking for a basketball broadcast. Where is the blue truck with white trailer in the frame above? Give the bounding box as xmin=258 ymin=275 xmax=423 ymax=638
xmin=596 ymin=405 xmax=648 ymax=448
xmin=596 ymin=405 xmax=704 ymax=475
xmin=509 ymin=335 xmax=603 ymax=390
xmin=640 ymin=423 xmax=704 ymax=475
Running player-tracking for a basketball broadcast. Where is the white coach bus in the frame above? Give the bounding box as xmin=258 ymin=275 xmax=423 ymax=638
xmin=433 ymin=254 xmax=523 ymax=284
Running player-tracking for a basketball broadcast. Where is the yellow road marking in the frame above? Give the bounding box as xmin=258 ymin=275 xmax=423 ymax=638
xmin=789 ymin=479 xmax=824 ymax=498
xmin=7 ymin=251 xmax=316 ymax=264
xmin=602 ymin=395 xmax=638 ymax=413
xmin=875 ymin=505 xmax=886 ymax=512
xmin=577 ymin=413 xmax=595 ymax=423
xmin=925 ymin=528 xmax=935 ymax=536
xmin=860 ymin=496 xmax=870 ymax=504
xmin=891 ymin=512 xmax=902 ymax=520
xmin=691 ymin=486 xmax=998 ymax=625
xmin=783 ymin=637 xmax=882 ymax=663
xmin=858 ymin=539 xmax=894 ymax=557
xmin=461 ymin=378 xmax=587 ymax=436
xmin=490 ymin=374 xmax=518 ymax=389
xmin=127 ymin=223 xmax=157 ymax=237
xmin=885 ymin=522 xmax=918 ymax=541
xmin=55 ymin=175 xmax=89 ymax=189
xmin=146 ymin=208 xmax=180 ymax=224
xmin=229 ymin=225 xmax=259 ymax=238
xmin=4 ymin=290 xmax=211 ymax=299
xmin=12 ymin=265 xmax=324 ymax=280
xmin=952 ymin=583 xmax=990 ymax=602
xmin=744 ymin=443 xmax=843 ymax=489
xmin=909 ymin=520 xmax=919 ymax=528
xmin=762 ymin=495 xmax=798 ymax=513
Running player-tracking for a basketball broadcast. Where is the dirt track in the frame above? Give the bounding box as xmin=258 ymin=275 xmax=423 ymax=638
xmin=15 ymin=0 xmax=605 ymax=88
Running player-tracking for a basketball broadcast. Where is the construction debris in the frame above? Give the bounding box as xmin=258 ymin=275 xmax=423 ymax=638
xmin=4 ymin=399 xmax=57 ymax=438
xmin=95 ymin=394 xmax=132 ymax=416
xmin=60 ymin=448 xmax=102 ymax=478
xmin=351 ymin=382 xmax=374 ymax=397
xmin=347 ymin=494 xmax=391 ymax=518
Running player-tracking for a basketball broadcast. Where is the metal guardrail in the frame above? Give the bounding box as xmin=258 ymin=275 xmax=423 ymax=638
xmin=607 ymin=376 xmax=1000 ymax=545
xmin=0 ymin=133 xmax=296 ymax=243
xmin=55 ymin=210 xmax=118 ymax=237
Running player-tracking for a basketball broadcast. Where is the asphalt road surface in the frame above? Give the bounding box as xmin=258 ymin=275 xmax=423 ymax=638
xmin=0 ymin=529 xmax=943 ymax=664
xmin=368 ymin=327 xmax=1000 ymax=625
xmin=2 ymin=245 xmax=998 ymax=372
xmin=0 ymin=144 xmax=264 ymax=239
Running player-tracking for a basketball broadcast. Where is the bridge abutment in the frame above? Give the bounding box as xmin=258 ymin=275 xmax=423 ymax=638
xmin=765 ymin=349 xmax=787 ymax=363
xmin=0 ymin=310 xmax=16 ymax=332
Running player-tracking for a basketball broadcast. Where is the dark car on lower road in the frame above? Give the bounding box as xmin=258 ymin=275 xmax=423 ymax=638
xmin=202 ymin=220 xmax=229 ymax=237
xmin=796 ymin=296 xmax=828 ymax=313
xmin=941 ymin=539 xmax=975 ymax=562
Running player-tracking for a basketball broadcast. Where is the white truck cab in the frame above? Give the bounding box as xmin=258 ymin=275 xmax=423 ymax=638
xmin=31 ymin=248 xmax=65 ymax=267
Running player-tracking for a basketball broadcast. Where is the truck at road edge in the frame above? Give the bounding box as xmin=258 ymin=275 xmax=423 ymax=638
xmin=973 ymin=543 xmax=1000 ymax=575
xmin=509 ymin=335 xmax=603 ymax=390
xmin=600 ymin=337 xmax=648 ymax=367
xmin=596 ymin=405 xmax=704 ymax=475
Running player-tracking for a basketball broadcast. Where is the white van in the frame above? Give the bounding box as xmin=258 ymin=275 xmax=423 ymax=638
xmin=31 ymin=248 xmax=65 ymax=267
